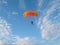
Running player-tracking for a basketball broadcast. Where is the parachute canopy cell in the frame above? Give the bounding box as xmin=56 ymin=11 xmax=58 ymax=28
xmin=23 ymin=11 xmax=38 ymax=17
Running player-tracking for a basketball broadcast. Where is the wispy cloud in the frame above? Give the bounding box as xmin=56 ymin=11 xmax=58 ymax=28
xmin=54 ymin=43 xmax=60 ymax=45
xmin=37 ymin=0 xmax=43 ymax=12
xmin=7 ymin=11 xmax=19 ymax=19
xmin=0 ymin=17 xmax=11 ymax=37
xmin=0 ymin=17 xmax=38 ymax=45
xmin=15 ymin=36 xmax=33 ymax=45
xmin=19 ymin=0 xmax=26 ymax=10
xmin=54 ymin=13 xmax=60 ymax=19
xmin=37 ymin=0 xmax=60 ymax=40
xmin=12 ymin=11 xmax=18 ymax=15
xmin=0 ymin=40 xmax=4 ymax=45
xmin=0 ymin=0 xmax=8 ymax=6
xmin=0 ymin=17 xmax=12 ymax=44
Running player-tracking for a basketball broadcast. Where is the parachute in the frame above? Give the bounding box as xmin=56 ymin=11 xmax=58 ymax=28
xmin=23 ymin=10 xmax=38 ymax=25
xmin=23 ymin=10 xmax=38 ymax=17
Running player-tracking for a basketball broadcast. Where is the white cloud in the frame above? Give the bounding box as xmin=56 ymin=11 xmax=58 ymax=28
xmin=0 ymin=17 xmax=37 ymax=45
xmin=0 ymin=17 xmax=12 ymax=44
xmin=0 ymin=40 xmax=4 ymax=45
xmin=37 ymin=0 xmax=60 ymax=40
xmin=15 ymin=36 xmax=36 ymax=45
xmin=0 ymin=17 xmax=11 ymax=38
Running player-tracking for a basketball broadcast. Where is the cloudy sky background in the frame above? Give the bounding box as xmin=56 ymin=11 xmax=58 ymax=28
xmin=0 ymin=0 xmax=60 ymax=45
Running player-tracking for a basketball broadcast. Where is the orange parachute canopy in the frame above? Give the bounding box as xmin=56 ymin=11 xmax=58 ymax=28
xmin=23 ymin=11 xmax=38 ymax=17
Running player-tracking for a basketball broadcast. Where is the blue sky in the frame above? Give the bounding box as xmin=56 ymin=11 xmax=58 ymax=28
xmin=0 ymin=0 xmax=60 ymax=45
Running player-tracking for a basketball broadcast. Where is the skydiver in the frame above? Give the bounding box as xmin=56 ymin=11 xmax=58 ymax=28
xmin=31 ymin=21 xmax=34 ymax=25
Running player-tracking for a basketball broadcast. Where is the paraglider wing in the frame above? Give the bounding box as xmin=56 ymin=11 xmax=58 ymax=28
xmin=23 ymin=11 xmax=38 ymax=17
xmin=23 ymin=10 xmax=38 ymax=25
